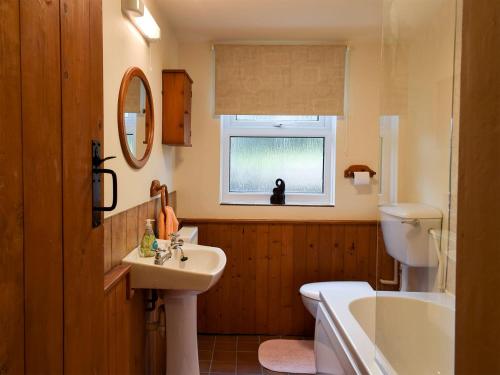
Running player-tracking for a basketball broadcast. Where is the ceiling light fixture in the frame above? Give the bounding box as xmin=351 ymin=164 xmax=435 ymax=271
xmin=122 ymin=0 xmax=161 ymax=42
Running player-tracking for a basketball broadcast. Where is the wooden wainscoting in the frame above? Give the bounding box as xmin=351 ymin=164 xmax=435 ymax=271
xmin=104 ymin=266 xmax=146 ymax=375
xmin=104 ymin=192 xmax=176 ymax=273
xmin=181 ymin=219 xmax=397 ymax=336
xmin=102 ymin=193 xmax=176 ymax=375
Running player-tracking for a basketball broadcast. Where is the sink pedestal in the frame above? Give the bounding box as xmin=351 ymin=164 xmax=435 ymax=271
xmin=163 ymin=291 xmax=199 ymax=375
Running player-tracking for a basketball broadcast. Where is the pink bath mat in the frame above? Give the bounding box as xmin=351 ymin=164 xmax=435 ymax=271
xmin=258 ymin=339 xmax=316 ymax=374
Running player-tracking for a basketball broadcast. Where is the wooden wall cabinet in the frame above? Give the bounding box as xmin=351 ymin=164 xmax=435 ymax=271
xmin=162 ymin=70 xmax=193 ymax=146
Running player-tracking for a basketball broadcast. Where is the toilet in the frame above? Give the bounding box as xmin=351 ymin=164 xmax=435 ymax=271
xmin=300 ymin=282 xmax=332 ymax=318
xmin=300 ymin=281 xmax=366 ymax=318
xmin=300 ymin=203 xmax=442 ymax=315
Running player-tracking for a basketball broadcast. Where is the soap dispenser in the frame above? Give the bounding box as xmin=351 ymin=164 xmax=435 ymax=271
xmin=140 ymin=219 xmax=158 ymax=257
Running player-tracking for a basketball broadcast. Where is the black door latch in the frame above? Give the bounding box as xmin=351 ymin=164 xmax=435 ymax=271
xmin=92 ymin=140 xmax=118 ymax=227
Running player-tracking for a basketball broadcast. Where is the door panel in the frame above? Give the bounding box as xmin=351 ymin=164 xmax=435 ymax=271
xmin=0 ymin=1 xmax=24 ymax=373
xmin=20 ymin=1 xmax=64 ymax=372
xmin=60 ymin=0 xmax=104 ymax=372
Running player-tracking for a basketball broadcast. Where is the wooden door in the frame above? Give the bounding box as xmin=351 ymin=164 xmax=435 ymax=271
xmin=0 ymin=1 xmax=25 ymax=373
xmin=455 ymin=0 xmax=500 ymax=373
xmin=0 ymin=0 xmax=104 ymax=373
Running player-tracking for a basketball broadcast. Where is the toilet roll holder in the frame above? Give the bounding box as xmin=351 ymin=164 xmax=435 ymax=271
xmin=344 ymin=165 xmax=376 ymax=179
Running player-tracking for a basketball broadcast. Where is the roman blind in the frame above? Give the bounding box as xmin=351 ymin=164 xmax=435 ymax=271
xmin=214 ymin=44 xmax=346 ymax=116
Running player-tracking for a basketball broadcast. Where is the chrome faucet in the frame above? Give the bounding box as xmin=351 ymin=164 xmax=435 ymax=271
xmin=169 ymin=232 xmax=181 ymax=245
xmin=154 ymin=246 xmax=172 ymax=265
xmin=169 ymin=233 xmax=188 ymax=262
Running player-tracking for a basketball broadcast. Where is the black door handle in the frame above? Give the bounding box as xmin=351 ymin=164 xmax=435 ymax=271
xmin=92 ymin=140 xmax=118 ymax=227
xmin=93 ymin=168 xmax=118 ymax=211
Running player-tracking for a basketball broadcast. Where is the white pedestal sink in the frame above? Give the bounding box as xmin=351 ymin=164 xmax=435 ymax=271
xmin=123 ymin=240 xmax=226 ymax=375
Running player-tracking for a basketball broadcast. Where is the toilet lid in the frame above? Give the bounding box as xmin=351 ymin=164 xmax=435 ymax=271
xmin=300 ymin=282 xmax=335 ymax=301
xmin=300 ymin=281 xmax=367 ymax=301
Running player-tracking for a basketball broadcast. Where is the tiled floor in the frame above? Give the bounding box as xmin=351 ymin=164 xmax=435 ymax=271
xmin=198 ymin=334 xmax=313 ymax=375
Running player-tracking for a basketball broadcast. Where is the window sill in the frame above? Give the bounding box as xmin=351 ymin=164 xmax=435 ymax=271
xmin=220 ymin=202 xmax=335 ymax=207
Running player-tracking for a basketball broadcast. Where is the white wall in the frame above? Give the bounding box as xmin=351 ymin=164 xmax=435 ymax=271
xmin=396 ymin=0 xmax=456 ymax=218
xmin=173 ymin=38 xmax=382 ymax=220
xmin=103 ymin=0 xmax=178 ymax=216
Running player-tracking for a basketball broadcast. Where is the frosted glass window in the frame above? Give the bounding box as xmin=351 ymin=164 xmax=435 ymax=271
xmin=220 ymin=115 xmax=335 ymax=205
xmin=229 ymin=137 xmax=324 ymax=193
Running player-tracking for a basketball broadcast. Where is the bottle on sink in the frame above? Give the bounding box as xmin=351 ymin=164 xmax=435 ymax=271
xmin=139 ymin=219 xmax=158 ymax=257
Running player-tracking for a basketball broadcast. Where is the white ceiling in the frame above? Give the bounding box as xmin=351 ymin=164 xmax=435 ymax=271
xmin=158 ymin=0 xmax=383 ymax=42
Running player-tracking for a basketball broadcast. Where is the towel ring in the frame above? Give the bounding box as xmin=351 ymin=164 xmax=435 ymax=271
xmin=150 ymin=180 xmax=169 ymax=218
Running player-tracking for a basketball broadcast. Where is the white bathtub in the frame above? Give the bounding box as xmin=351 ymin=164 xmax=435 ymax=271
xmin=315 ymin=282 xmax=455 ymax=375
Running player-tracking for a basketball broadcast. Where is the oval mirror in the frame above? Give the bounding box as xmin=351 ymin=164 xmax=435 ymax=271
xmin=118 ymin=67 xmax=154 ymax=169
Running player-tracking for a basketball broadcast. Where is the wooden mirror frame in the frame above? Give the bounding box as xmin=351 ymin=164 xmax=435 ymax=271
xmin=117 ymin=67 xmax=154 ymax=169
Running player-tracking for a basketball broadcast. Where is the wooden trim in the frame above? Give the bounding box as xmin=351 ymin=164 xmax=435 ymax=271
xmin=104 ymin=264 xmax=131 ymax=294
xmin=181 ymin=218 xmax=378 ymax=225
xmin=117 ymin=66 xmax=154 ymax=169
xmin=455 ymin=0 xmax=500 ymax=373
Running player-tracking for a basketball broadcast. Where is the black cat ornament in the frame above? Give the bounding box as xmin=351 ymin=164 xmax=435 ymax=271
xmin=270 ymin=178 xmax=286 ymax=205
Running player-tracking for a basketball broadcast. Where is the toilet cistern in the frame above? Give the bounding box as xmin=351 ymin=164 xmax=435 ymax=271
xmin=379 ymin=203 xmax=442 ymax=291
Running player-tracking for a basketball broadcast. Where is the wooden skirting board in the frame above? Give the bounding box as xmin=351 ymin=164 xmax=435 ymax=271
xmin=104 ymin=264 xmax=131 ymax=294
xmin=181 ymin=219 xmax=397 ymax=336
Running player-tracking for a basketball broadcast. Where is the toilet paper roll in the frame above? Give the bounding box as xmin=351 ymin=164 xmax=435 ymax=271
xmin=353 ymin=171 xmax=370 ymax=185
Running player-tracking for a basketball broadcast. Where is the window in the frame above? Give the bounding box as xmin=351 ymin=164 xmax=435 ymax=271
xmin=220 ymin=115 xmax=336 ymax=205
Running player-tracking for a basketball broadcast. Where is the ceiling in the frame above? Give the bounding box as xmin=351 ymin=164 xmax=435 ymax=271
xmin=158 ymin=0 xmax=383 ymax=42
